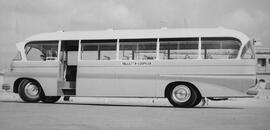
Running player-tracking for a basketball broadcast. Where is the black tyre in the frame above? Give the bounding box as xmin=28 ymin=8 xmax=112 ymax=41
xmin=167 ymin=84 xmax=198 ymax=108
xmin=18 ymin=79 xmax=42 ymax=102
xmin=41 ymin=96 xmax=61 ymax=103
xmin=192 ymin=95 xmax=202 ymax=107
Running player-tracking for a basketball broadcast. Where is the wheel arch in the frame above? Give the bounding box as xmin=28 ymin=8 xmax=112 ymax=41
xmin=13 ymin=77 xmax=42 ymax=93
xmin=164 ymin=81 xmax=202 ymax=98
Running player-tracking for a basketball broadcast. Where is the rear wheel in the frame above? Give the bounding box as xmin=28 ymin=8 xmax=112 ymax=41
xmin=192 ymin=95 xmax=202 ymax=107
xmin=18 ymin=79 xmax=42 ymax=102
xmin=167 ymin=84 xmax=199 ymax=107
xmin=41 ymin=96 xmax=61 ymax=103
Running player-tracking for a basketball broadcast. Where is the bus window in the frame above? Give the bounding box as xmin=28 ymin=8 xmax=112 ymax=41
xmin=241 ymin=41 xmax=255 ymax=59
xmin=25 ymin=41 xmax=58 ymax=61
xmin=201 ymin=37 xmax=241 ymax=59
xmin=81 ymin=40 xmax=117 ymax=60
xmin=119 ymin=39 xmax=157 ymax=60
xmin=159 ymin=38 xmax=199 ymax=60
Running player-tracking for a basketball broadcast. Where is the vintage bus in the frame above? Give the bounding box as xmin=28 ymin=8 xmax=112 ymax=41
xmin=1 ymin=28 xmax=256 ymax=107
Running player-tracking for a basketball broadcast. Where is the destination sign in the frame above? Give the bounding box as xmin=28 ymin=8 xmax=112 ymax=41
xmin=121 ymin=61 xmax=152 ymax=66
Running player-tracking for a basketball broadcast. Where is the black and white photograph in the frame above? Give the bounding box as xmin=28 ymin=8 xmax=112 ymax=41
xmin=0 ymin=0 xmax=270 ymax=129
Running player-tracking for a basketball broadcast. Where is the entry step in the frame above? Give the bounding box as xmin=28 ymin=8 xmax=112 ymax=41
xmin=58 ymin=81 xmax=76 ymax=89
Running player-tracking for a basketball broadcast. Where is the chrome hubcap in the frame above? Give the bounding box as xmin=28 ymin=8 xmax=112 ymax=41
xmin=24 ymin=83 xmax=39 ymax=99
xmin=172 ymin=85 xmax=191 ymax=103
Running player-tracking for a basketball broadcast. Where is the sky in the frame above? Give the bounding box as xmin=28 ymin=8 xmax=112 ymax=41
xmin=0 ymin=0 xmax=270 ymax=69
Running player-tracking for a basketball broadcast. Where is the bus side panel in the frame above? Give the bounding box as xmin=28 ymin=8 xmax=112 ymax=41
xmin=77 ymin=61 xmax=118 ymax=96
xmin=76 ymin=61 xmax=157 ymax=97
xmin=155 ymin=75 xmax=256 ymax=97
xmin=154 ymin=60 xmax=257 ymax=97
xmin=192 ymin=75 xmax=256 ymax=97
xmin=76 ymin=72 xmax=118 ymax=96
xmin=77 ymin=73 xmax=157 ymax=97
xmin=115 ymin=67 xmax=157 ymax=97
xmin=6 ymin=61 xmax=59 ymax=96
xmin=77 ymin=60 xmax=256 ymax=98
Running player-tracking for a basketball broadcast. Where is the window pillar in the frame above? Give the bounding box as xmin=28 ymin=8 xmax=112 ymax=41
xmin=156 ymin=38 xmax=160 ymax=60
xmin=116 ymin=39 xmax=120 ymax=60
xmin=198 ymin=37 xmax=202 ymax=59
xmin=78 ymin=40 xmax=81 ymax=61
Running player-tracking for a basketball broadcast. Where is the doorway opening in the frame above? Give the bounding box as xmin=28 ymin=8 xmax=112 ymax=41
xmin=58 ymin=40 xmax=79 ymax=95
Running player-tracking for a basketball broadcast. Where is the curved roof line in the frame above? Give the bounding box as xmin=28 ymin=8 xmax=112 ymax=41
xmin=24 ymin=27 xmax=250 ymax=44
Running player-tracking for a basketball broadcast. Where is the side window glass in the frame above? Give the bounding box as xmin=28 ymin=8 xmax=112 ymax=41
xmin=201 ymin=37 xmax=241 ymax=59
xmin=119 ymin=39 xmax=157 ymax=60
xmin=241 ymin=42 xmax=255 ymax=59
xmin=81 ymin=40 xmax=117 ymax=60
xmin=159 ymin=38 xmax=199 ymax=60
xmin=25 ymin=41 xmax=58 ymax=61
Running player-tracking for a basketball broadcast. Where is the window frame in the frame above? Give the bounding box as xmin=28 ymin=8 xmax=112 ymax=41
xmin=200 ymin=37 xmax=242 ymax=60
xmin=158 ymin=37 xmax=200 ymax=60
xmin=80 ymin=39 xmax=118 ymax=61
xmin=241 ymin=41 xmax=255 ymax=59
xmin=78 ymin=37 xmax=244 ymax=61
xmin=119 ymin=38 xmax=157 ymax=61
xmin=24 ymin=40 xmax=59 ymax=62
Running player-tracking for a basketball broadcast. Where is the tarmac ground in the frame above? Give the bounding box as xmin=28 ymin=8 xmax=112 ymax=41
xmin=0 ymin=90 xmax=270 ymax=130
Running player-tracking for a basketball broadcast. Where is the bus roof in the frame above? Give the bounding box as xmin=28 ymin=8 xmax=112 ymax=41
xmin=24 ymin=27 xmax=250 ymax=43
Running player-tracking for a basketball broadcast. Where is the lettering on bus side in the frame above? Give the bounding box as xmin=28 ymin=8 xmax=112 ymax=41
xmin=121 ymin=61 xmax=152 ymax=66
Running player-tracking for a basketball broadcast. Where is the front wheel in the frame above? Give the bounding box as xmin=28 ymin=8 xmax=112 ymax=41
xmin=167 ymin=84 xmax=199 ymax=108
xmin=41 ymin=96 xmax=61 ymax=103
xmin=18 ymin=79 xmax=42 ymax=102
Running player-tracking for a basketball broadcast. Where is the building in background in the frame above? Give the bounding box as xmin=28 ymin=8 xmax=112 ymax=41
xmin=255 ymin=45 xmax=270 ymax=89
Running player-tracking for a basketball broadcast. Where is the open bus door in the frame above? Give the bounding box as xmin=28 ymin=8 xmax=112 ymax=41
xmin=57 ymin=40 xmax=79 ymax=96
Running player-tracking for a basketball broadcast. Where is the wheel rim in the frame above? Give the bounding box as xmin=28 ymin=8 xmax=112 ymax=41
xmin=24 ymin=82 xmax=40 ymax=99
xmin=171 ymin=85 xmax=191 ymax=103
